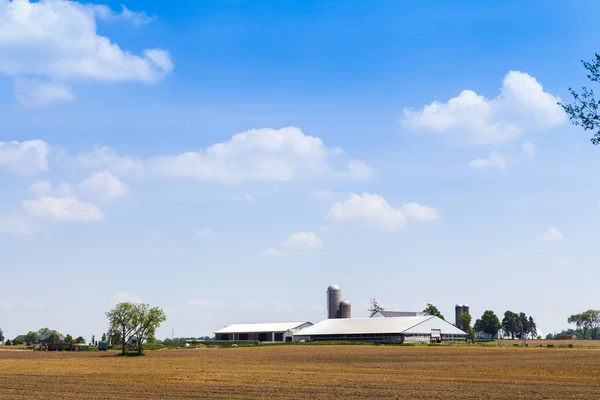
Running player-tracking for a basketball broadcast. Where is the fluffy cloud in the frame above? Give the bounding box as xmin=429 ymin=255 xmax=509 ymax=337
xmin=282 ymin=231 xmax=323 ymax=249
xmin=469 ymin=152 xmax=506 ymax=169
xmin=28 ymin=181 xmax=73 ymax=196
xmin=113 ymin=292 xmax=142 ymax=303
xmin=522 ymin=141 xmax=536 ymax=158
xmin=91 ymin=4 xmax=154 ymax=27
xmin=75 ymin=127 xmax=371 ymax=183
xmin=0 ymin=140 xmax=49 ymax=174
xmin=261 ymin=248 xmax=285 ymax=256
xmin=0 ymin=212 xmax=37 ymax=235
xmin=0 ymin=0 xmax=173 ymax=105
xmin=540 ymin=227 xmax=564 ymax=241
xmin=401 ymin=71 xmax=566 ymax=145
xmin=79 ymin=170 xmax=128 ymax=199
xmin=272 ymin=300 xmax=292 ymax=310
xmin=402 ymin=202 xmax=440 ymax=221
xmin=327 ymin=193 xmax=438 ymax=230
xmin=22 ymin=196 xmax=104 ymax=222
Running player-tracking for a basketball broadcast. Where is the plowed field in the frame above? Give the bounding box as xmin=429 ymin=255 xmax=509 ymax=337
xmin=1 ymin=346 xmax=599 ymax=399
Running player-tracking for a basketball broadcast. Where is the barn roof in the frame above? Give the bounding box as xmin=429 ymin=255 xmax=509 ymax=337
xmin=293 ymin=316 xmax=466 ymax=336
xmin=215 ymin=321 xmax=312 ymax=334
xmin=375 ymin=311 xmax=429 ymax=317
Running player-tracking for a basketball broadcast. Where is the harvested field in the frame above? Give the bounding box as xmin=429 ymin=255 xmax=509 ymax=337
xmin=1 ymin=346 xmax=599 ymax=399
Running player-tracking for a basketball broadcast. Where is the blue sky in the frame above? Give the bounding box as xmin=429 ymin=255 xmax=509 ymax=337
xmin=1 ymin=0 xmax=600 ymax=341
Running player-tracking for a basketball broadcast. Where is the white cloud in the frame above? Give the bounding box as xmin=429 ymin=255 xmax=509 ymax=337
xmin=0 ymin=301 xmax=13 ymax=309
xmin=188 ymin=300 xmax=221 ymax=308
xmin=0 ymin=140 xmax=49 ymax=174
xmin=22 ymin=196 xmax=104 ymax=222
xmin=0 ymin=0 xmax=173 ymax=105
xmin=402 ymin=202 xmax=440 ymax=221
xmin=0 ymin=212 xmax=37 ymax=235
xmin=194 ymin=228 xmax=212 ymax=237
xmin=113 ymin=293 xmax=142 ymax=304
xmin=74 ymin=127 xmax=371 ymax=183
xmin=469 ymin=152 xmax=506 ymax=169
xmin=261 ymin=248 xmax=285 ymax=256
xmin=540 ymin=227 xmax=564 ymax=241
xmin=28 ymin=181 xmax=73 ymax=197
xmin=522 ymin=141 xmax=536 ymax=158
xmin=13 ymin=78 xmax=75 ymax=107
xmin=401 ymin=71 xmax=566 ymax=145
xmin=282 ymin=231 xmax=323 ymax=249
xmin=328 ymin=193 xmax=439 ymax=230
xmin=91 ymin=4 xmax=155 ymax=27
xmin=79 ymin=170 xmax=128 ymax=199
xmin=245 ymin=302 xmax=262 ymax=309
xmin=327 ymin=193 xmax=405 ymax=230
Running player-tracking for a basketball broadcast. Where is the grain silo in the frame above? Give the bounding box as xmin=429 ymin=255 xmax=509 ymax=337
xmin=339 ymin=299 xmax=352 ymax=319
xmin=462 ymin=304 xmax=470 ymax=317
xmin=327 ymin=284 xmax=342 ymax=319
xmin=455 ymin=304 xmax=464 ymax=327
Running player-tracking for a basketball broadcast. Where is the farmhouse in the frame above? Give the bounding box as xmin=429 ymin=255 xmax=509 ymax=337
xmin=292 ymin=315 xmax=467 ymax=343
xmin=214 ymin=321 xmax=313 ymax=342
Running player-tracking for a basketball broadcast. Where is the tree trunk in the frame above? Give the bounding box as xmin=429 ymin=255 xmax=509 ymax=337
xmin=122 ymin=326 xmax=126 ymax=356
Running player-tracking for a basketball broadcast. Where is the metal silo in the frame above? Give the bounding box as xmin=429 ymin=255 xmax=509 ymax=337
xmin=462 ymin=304 xmax=470 ymax=318
xmin=327 ymin=284 xmax=342 ymax=319
xmin=455 ymin=304 xmax=463 ymax=326
xmin=339 ymin=299 xmax=352 ymax=319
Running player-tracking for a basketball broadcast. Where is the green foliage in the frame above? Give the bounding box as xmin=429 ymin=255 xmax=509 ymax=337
xmin=474 ymin=310 xmax=502 ymax=338
xmin=368 ymin=298 xmax=385 ymax=317
xmin=423 ymin=303 xmax=445 ymax=320
xmin=64 ymin=335 xmax=74 ymax=344
xmin=24 ymin=331 xmax=40 ymax=345
xmin=38 ymin=328 xmax=62 ymax=343
xmin=458 ymin=312 xmax=475 ymax=342
xmin=568 ymin=310 xmax=600 ymax=339
xmin=0 ymin=328 xmax=4 ymax=343
xmin=546 ymin=333 xmax=554 ymax=340
xmin=101 ymin=333 xmax=107 ymax=343
xmin=560 ymin=54 xmax=600 ymax=145
xmin=106 ymin=302 xmax=167 ymax=355
xmin=5 ymin=339 xmax=11 ymax=346
xmin=502 ymin=311 xmax=519 ymax=339
xmin=75 ymin=336 xmax=85 ymax=344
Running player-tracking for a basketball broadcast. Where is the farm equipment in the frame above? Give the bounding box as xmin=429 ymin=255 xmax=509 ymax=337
xmin=98 ymin=342 xmax=108 ymax=351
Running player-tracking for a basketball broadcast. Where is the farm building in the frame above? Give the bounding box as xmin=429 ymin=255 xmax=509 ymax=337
xmin=214 ymin=321 xmax=313 ymax=342
xmin=292 ymin=315 xmax=467 ymax=343
xmin=371 ymin=311 xmax=429 ymax=318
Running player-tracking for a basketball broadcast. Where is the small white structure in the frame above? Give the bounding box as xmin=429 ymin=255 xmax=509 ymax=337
xmin=215 ymin=322 xmax=313 ymax=342
xmin=293 ymin=316 xmax=467 ymax=343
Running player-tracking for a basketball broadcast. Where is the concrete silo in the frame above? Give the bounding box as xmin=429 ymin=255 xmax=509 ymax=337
xmin=339 ymin=299 xmax=352 ymax=319
xmin=327 ymin=284 xmax=342 ymax=319
xmin=455 ymin=304 xmax=464 ymax=327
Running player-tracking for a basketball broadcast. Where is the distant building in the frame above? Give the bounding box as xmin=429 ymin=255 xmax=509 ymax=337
xmin=555 ymin=334 xmax=578 ymax=340
xmin=371 ymin=311 xmax=429 ymax=318
xmin=293 ymin=316 xmax=467 ymax=343
xmin=214 ymin=322 xmax=313 ymax=342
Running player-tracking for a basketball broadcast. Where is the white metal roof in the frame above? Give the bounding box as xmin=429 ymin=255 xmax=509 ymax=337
xmin=293 ymin=316 xmax=466 ymax=336
xmin=215 ymin=321 xmax=311 ymax=334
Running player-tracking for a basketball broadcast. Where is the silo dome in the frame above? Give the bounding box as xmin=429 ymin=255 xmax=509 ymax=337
xmin=339 ymin=299 xmax=352 ymax=319
xmin=327 ymin=284 xmax=342 ymax=319
xmin=340 ymin=299 xmax=351 ymax=306
xmin=328 ymin=284 xmax=341 ymax=291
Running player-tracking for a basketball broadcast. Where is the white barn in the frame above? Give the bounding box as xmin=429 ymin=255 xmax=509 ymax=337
xmin=293 ymin=316 xmax=467 ymax=343
xmin=215 ymin=321 xmax=313 ymax=342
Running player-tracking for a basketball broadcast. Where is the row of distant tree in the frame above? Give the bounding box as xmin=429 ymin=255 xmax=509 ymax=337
xmin=547 ymin=310 xmax=600 ymax=340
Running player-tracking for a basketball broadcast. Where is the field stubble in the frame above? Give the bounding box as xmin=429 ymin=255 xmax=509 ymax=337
xmin=0 ymin=346 xmax=599 ymax=399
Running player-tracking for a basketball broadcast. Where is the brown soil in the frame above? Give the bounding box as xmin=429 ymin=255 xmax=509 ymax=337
xmin=0 ymin=346 xmax=599 ymax=399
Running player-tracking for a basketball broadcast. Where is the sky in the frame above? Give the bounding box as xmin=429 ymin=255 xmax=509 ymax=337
xmin=1 ymin=0 xmax=600 ymax=341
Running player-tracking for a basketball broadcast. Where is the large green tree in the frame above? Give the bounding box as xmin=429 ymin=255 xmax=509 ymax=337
xmin=368 ymin=298 xmax=384 ymax=317
xmin=106 ymin=302 xmax=137 ymax=355
xmin=106 ymin=302 xmax=167 ymax=355
xmin=0 ymin=328 xmax=4 ymax=343
xmin=131 ymin=304 xmax=166 ymax=355
xmin=561 ymin=54 xmax=600 ymax=145
xmin=38 ymin=328 xmax=62 ymax=343
xmin=24 ymin=331 xmax=40 ymax=345
xmin=64 ymin=334 xmax=74 ymax=344
xmin=474 ymin=310 xmax=502 ymax=338
xmin=423 ymin=303 xmax=445 ymax=320
xmin=568 ymin=310 xmax=600 ymax=339
xmin=458 ymin=312 xmax=475 ymax=342
xmin=502 ymin=311 xmax=519 ymax=339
